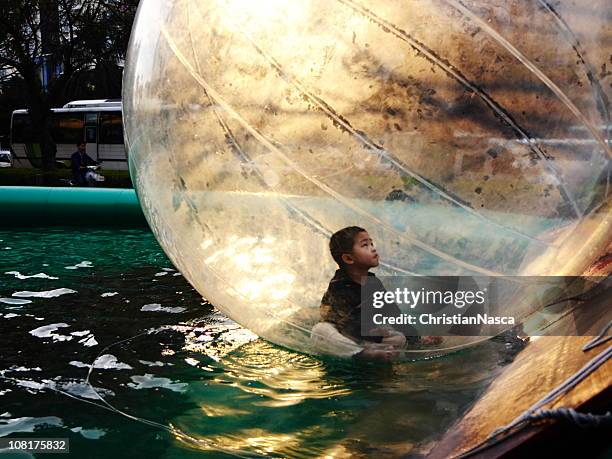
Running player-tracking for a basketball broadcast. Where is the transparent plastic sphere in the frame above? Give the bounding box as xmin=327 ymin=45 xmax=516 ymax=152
xmin=123 ymin=0 xmax=611 ymax=357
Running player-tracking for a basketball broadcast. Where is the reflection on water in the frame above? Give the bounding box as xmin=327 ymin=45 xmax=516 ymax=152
xmin=0 ymin=229 xmax=525 ymax=458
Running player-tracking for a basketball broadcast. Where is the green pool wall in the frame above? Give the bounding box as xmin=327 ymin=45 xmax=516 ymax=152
xmin=0 ymin=187 xmax=148 ymax=228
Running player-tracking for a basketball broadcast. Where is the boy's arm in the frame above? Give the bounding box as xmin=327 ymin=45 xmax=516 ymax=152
xmin=320 ymin=287 xmax=353 ymax=327
xmin=311 ymin=321 xmax=364 ymax=358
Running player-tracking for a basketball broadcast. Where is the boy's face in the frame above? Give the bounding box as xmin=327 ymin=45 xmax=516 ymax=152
xmin=342 ymin=231 xmax=379 ymax=269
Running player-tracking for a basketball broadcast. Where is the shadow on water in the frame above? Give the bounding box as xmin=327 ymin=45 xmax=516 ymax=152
xmin=0 ymin=229 xmax=526 ymax=458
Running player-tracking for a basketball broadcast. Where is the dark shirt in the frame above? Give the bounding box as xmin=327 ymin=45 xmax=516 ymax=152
xmin=71 ymin=151 xmax=97 ymax=184
xmin=320 ymin=269 xmax=405 ymax=343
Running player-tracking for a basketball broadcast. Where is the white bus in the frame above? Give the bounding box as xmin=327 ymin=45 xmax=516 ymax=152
xmin=10 ymin=99 xmax=127 ymax=170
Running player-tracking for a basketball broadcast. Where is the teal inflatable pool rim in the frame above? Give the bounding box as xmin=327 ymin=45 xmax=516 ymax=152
xmin=0 ymin=186 xmax=148 ymax=228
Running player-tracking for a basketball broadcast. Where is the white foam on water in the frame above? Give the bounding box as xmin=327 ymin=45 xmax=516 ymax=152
xmin=64 ymin=261 xmax=93 ymax=270
xmin=154 ymin=271 xmax=168 ymax=277
xmin=100 ymin=292 xmax=118 ymax=297
xmin=138 ymin=360 xmax=173 ymax=367
xmin=127 ymin=374 xmax=188 ymax=393
xmin=59 ymin=381 xmax=114 ymax=400
xmin=71 ymin=427 xmax=107 ymax=439
xmin=6 ymin=376 xmax=114 ymax=401
xmin=5 ymin=271 xmax=59 ymax=280
xmin=3 ymin=314 xmax=20 ymax=319
xmin=4 ymin=367 xmax=42 ymax=373
xmin=28 ymin=323 xmax=72 ymax=342
xmin=0 ymin=298 xmax=32 ymax=305
xmin=92 ymin=354 xmax=132 ymax=370
xmin=0 ymin=416 xmax=63 ymax=437
xmin=13 ymin=288 xmax=76 ymax=298
xmin=14 ymin=380 xmax=47 ymax=392
xmin=69 ymin=361 xmax=90 ymax=368
xmin=71 ymin=330 xmax=90 ymax=337
xmin=141 ymin=303 xmax=186 ymax=313
xmin=79 ymin=336 xmax=98 ymax=347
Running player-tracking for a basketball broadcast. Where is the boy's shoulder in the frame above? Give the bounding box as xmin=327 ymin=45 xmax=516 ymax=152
xmin=324 ymin=269 xmax=351 ymax=293
xmin=326 ymin=269 xmax=380 ymax=290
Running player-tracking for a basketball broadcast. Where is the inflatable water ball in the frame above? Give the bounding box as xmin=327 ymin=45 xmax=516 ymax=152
xmin=123 ymin=0 xmax=611 ymax=357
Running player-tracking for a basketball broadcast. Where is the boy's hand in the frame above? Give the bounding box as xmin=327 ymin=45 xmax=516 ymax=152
xmin=383 ymin=332 xmax=406 ymax=349
xmin=360 ymin=344 xmax=399 ymax=361
xmin=369 ymin=328 xmax=407 ymax=349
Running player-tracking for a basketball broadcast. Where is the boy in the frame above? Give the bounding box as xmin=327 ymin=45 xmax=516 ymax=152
xmin=319 ymin=226 xmax=419 ymax=360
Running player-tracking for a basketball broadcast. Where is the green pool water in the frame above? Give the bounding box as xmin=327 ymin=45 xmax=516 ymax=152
xmin=0 ymin=228 xmax=525 ymax=458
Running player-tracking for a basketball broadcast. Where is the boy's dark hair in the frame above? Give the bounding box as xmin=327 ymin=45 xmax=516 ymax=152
xmin=330 ymin=226 xmax=366 ymax=267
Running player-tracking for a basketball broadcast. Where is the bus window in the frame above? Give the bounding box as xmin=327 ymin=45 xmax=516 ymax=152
xmin=85 ymin=126 xmax=97 ymax=143
xmin=51 ymin=113 xmax=84 ymax=144
xmin=85 ymin=113 xmax=98 ymax=125
xmin=11 ymin=113 xmax=34 ymax=143
xmin=99 ymin=112 xmax=123 ymax=144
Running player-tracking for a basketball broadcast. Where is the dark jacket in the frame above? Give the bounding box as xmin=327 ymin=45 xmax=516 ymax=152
xmin=320 ymin=269 xmax=404 ymax=343
xmin=71 ymin=151 xmax=97 ymax=184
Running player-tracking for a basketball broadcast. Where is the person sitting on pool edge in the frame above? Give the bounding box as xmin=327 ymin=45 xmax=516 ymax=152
xmin=315 ymin=226 xmax=440 ymax=361
xmin=71 ymin=141 xmax=99 ymax=186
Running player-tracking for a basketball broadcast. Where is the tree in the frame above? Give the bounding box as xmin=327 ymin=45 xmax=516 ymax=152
xmin=0 ymin=0 xmax=138 ymax=169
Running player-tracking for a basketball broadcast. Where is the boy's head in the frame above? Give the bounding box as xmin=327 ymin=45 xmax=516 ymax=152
xmin=330 ymin=226 xmax=379 ymax=270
